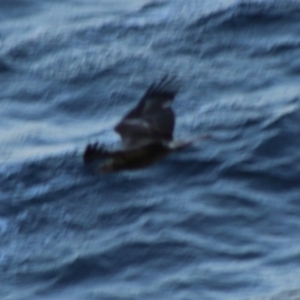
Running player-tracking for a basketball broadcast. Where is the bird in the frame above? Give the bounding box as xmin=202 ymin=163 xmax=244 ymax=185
xmin=83 ymin=76 xmax=195 ymax=172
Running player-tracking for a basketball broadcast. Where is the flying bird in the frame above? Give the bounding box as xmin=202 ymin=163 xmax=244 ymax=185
xmin=83 ymin=76 xmax=194 ymax=172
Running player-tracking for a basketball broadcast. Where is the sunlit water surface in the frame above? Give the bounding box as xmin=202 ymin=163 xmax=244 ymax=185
xmin=1 ymin=0 xmax=300 ymax=299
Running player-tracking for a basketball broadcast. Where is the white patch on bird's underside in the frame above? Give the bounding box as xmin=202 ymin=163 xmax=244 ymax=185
xmin=125 ymin=119 xmax=150 ymax=129
xmin=162 ymin=101 xmax=172 ymax=108
xmin=167 ymin=140 xmax=192 ymax=150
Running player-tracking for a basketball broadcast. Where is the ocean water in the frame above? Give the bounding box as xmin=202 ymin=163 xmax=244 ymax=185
xmin=1 ymin=0 xmax=300 ymax=299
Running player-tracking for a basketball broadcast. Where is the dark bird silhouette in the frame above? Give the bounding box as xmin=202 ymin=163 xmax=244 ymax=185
xmin=83 ymin=76 xmax=193 ymax=172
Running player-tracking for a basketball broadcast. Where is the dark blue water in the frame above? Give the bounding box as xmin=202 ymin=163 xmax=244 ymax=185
xmin=1 ymin=0 xmax=300 ymax=299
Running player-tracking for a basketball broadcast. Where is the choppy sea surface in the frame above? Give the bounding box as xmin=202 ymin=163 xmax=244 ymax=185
xmin=1 ymin=0 xmax=300 ymax=299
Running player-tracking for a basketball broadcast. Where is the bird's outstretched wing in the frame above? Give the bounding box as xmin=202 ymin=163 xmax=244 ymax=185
xmin=83 ymin=142 xmax=111 ymax=164
xmin=114 ymin=76 xmax=179 ymax=147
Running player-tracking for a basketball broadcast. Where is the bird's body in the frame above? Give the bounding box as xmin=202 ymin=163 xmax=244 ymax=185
xmin=83 ymin=76 xmax=193 ymax=172
xmin=97 ymin=140 xmax=192 ymax=172
xmin=99 ymin=142 xmax=171 ymax=172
